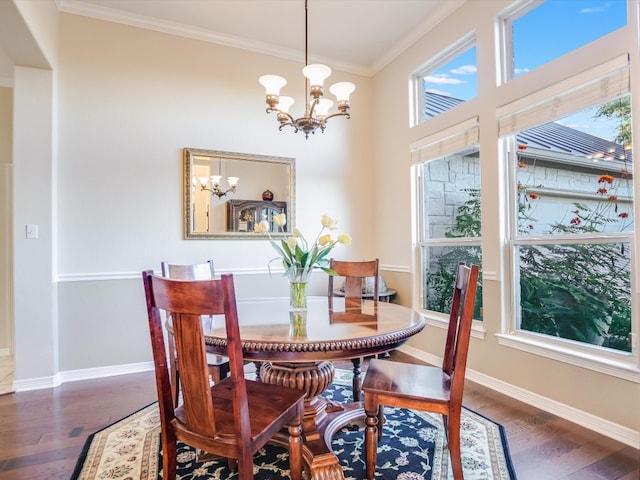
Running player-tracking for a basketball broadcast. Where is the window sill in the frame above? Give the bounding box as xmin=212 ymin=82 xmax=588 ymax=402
xmin=496 ymin=333 xmax=639 ymax=383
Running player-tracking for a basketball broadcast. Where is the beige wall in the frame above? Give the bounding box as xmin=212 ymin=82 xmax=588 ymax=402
xmin=373 ymin=0 xmax=639 ymax=437
xmin=4 ymin=0 xmax=638 ymax=447
xmin=0 ymin=87 xmax=12 ymax=354
xmin=53 ymin=13 xmax=374 ymax=370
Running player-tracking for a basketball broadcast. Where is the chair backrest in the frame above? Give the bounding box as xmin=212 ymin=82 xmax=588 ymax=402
xmin=442 ymin=261 xmax=480 ymax=402
xmin=328 ymin=259 xmax=380 ymax=300
xmin=160 ymin=260 xmax=215 ymax=280
xmin=142 ymin=271 xmax=250 ymax=448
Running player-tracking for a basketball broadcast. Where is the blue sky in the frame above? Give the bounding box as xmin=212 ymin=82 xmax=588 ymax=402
xmin=425 ymin=0 xmax=627 ymax=141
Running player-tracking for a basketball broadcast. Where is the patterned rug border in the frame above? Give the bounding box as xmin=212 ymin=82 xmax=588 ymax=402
xmin=70 ymin=401 xmax=157 ymax=480
xmin=71 ymin=370 xmax=518 ymax=480
xmin=458 ymin=407 xmax=517 ymax=479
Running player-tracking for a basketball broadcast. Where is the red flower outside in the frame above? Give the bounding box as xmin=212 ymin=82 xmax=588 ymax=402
xmin=570 ymin=217 xmax=582 ymax=225
xmin=619 ymin=212 xmax=629 ymax=218
xmin=598 ymin=174 xmax=614 ymax=184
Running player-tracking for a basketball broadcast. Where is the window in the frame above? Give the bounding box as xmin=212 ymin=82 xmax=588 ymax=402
xmin=415 ymin=37 xmax=477 ymax=123
xmin=504 ymin=82 xmax=633 ymax=353
xmin=413 ymin=121 xmax=482 ymax=320
xmin=504 ymin=0 xmax=626 ymax=80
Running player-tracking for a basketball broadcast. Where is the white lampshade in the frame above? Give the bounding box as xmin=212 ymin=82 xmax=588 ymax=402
xmin=227 ymin=176 xmax=239 ymax=187
xmin=198 ymin=176 xmax=208 ymax=187
xmin=258 ymin=75 xmax=287 ymax=95
xmin=315 ymin=99 xmax=334 ymax=117
xmin=302 ymin=64 xmax=332 ymax=87
xmin=329 ymin=81 xmax=356 ymax=101
xmin=278 ymin=96 xmax=295 ymax=114
xmin=210 ymin=175 xmax=222 ymax=186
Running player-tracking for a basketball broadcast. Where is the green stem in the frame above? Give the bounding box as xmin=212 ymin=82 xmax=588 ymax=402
xmin=289 ymin=282 xmax=308 ymax=311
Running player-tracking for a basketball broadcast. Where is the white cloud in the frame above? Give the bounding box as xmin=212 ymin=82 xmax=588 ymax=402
xmin=424 ymin=73 xmax=465 ymax=85
xmin=450 ymin=65 xmax=477 ymax=75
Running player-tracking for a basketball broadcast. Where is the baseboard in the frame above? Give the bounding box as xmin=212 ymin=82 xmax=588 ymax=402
xmin=398 ymin=345 xmax=640 ymax=448
xmin=59 ymin=361 xmax=155 ymax=383
xmin=13 ymin=361 xmax=155 ymax=392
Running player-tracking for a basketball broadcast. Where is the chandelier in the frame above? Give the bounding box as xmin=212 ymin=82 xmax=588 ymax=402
xmin=198 ymin=175 xmax=239 ymax=198
xmin=258 ymin=0 xmax=356 ymax=139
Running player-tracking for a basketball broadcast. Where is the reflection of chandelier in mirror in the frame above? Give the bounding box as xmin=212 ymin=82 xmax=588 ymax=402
xmin=198 ymin=175 xmax=239 ymax=198
xmin=258 ymin=0 xmax=355 ymax=139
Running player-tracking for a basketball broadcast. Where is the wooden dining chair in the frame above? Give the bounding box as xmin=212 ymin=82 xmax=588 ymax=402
xmin=161 ymin=260 xmax=231 ymax=407
xmin=328 ymin=258 xmax=379 ymax=401
xmin=362 ymin=261 xmax=479 ymax=480
xmin=142 ymin=271 xmax=305 ymax=480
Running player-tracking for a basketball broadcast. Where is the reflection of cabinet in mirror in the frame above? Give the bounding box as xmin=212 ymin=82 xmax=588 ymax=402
xmin=227 ymin=200 xmax=288 ymax=233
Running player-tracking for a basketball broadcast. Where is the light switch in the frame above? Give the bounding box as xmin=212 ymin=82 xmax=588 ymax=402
xmin=26 ymin=224 xmax=38 ymax=239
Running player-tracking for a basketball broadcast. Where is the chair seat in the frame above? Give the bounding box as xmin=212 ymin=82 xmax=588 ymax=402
xmin=363 ymin=359 xmax=451 ymax=410
xmin=175 ymin=378 xmax=306 ymax=441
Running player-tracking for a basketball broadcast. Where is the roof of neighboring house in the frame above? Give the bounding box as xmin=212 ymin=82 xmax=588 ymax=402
xmin=425 ymin=91 xmax=632 ymax=164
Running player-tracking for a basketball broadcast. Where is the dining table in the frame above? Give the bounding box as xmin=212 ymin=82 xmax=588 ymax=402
xmin=201 ymin=295 xmax=426 ymax=480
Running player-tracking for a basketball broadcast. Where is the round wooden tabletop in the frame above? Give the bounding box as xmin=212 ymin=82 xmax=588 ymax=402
xmin=202 ymin=296 xmax=425 ymax=362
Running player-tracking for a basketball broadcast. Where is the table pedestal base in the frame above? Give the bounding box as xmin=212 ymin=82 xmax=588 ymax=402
xmin=261 ymin=361 xmax=362 ymax=480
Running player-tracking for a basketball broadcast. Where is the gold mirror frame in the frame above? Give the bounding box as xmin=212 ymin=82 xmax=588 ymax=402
xmin=183 ymin=148 xmax=296 ymax=239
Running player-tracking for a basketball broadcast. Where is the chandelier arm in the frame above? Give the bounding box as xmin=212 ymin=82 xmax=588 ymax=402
xmin=201 ymin=185 xmax=236 ymax=199
xmin=307 ymin=97 xmax=320 ymax=118
xmin=323 ymin=111 xmax=351 ymax=122
xmin=264 ymin=106 xmax=295 ymax=123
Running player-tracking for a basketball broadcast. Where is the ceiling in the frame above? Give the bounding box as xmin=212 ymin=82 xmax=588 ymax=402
xmin=2 ymin=0 xmax=463 ymax=81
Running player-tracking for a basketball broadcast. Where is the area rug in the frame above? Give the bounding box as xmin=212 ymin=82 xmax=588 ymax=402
xmin=71 ymin=370 xmax=516 ymax=480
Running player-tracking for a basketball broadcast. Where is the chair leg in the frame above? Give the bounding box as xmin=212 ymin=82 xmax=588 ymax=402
xmin=237 ymin=454 xmax=254 ymax=480
xmin=364 ymin=405 xmax=379 ymax=480
xmin=162 ymin=431 xmax=177 ymax=480
xmin=376 ymin=406 xmax=385 ymax=441
xmin=447 ymin=412 xmax=464 ymax=480
xmin=351 ymin=357 xmax=362 ymax=401
xmin=288 ymin=418 xmax=303 ymax=480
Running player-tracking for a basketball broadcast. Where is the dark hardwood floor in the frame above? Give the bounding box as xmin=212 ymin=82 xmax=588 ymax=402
xmin=0 ymin=351 xmax=637 ymax=480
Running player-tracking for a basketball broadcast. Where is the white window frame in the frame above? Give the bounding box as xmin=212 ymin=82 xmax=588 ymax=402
xmin=410 ymin=32 xmax=477 ymax=128
xmin=411 ymin=117 xmax=485 ymax=339
xmin=497 ymin=57 xmax=639 ymax=382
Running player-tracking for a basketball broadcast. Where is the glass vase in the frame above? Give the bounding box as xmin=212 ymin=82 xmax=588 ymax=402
xmin=289 ymin=280 xmax=308 ymax=312
xmin=288 ymin=267 xmax=311 ymax=313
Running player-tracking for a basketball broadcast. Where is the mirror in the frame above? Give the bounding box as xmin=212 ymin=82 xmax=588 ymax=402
xmin=184 ymin=148 xmax=295 ymax=239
